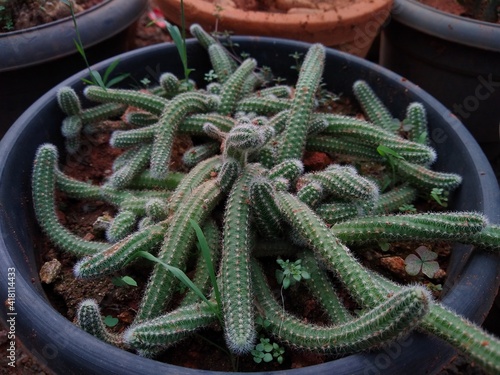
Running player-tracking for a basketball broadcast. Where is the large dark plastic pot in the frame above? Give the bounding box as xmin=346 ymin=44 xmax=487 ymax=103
xmin=379 ymin=0 xmax=500 ymax=166
xmin=0 ymin=0 xmax=148 ymax=139
xmin=0 ymin=37 xmax=499 ymax=374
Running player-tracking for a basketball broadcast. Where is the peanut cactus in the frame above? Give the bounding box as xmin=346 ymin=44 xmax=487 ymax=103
xmin=31 ymin=24 xmax=500 ymax=373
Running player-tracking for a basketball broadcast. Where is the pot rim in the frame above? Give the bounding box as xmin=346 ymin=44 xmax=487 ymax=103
xmin=391 ymin=0 xmax=500 ymax=52
xmin=0 ymin=36 xmax=499 ymax=374
xmin=0 ymin=0 xmax=148 ymax=71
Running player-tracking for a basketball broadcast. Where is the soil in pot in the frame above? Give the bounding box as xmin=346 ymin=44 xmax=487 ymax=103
xmin=198 ymin=0 xmax=367 ymax=13
xmin=418 ymin=0 xmax=500 ymax=23
xmin=0 ymin=0 xmax=105 ymax=32
xmin=36 ymin=90 xmax=455 ymax=372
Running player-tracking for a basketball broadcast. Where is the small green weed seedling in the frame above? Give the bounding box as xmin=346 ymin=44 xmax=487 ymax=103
xmin=276 ymin=258 xmax=310 ymax=289
xmin=430 ymin=187 xmax=448 ymax=207
xmin=251 ymin=337 xmax=285 ymax=364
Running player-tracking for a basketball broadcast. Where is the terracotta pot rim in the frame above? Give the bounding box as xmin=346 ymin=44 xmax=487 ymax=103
xmin=165 ymin=0 xmax=393 ymax=27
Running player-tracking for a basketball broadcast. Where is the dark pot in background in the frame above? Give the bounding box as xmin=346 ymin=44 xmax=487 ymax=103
xmin=0 ymin=0 xmax=148 ymax=139
xmin=0 ymin=37 xmax=499 ymax=374
xmin=379 ymin=0 xmax=500 ymax=176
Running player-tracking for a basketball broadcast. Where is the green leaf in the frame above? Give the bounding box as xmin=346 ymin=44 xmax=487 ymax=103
xmin=376 ymin=145 xmax=404 ymax=159
xmin=134 ymin=251 xmax=216 ymax=314
xmin=378 ymin=241 xmax=391 ymax=252
xmin=112 ymin=275 xmax=137 ymax=287
xmin=106 ymin=73 xmax=130 ymax=88
xmin=416 ymin=246 xmax=437 ymax=262
xmin=90 ymin=70 xmax=106 ymax=89
xmin=422 ymin=261 xmax=440 ymax=278
xmin=104 ymin=315 xmax=118 ymax=327
xmin=190 ymin=219 xmax=222 ymax=319
xmin=404 ymin=254 xmax=422 ymax=276
xmin=263 ymin=353 xmax=273 ymax=362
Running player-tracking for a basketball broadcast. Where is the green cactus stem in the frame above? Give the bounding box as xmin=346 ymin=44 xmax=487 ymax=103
xmin=32 ymin=144 xmax=107 ymax=256
xmin=74 ymin=222 xmax=166 ymax=278
xmin=275 ymin=191 xmax=386 ymax=307
xmin=76 ymin=299 xmax=124 ymax=346
xmin=124 ymin=302 xmax=217 ymax=352
xmin=404 ymin=102 xmax=429 ymax=144
xmin=278 ymin=44 xmax=325 ymax=162
xmin=249 ymin=178 xmax=283 ymax=238
xmin=353 ymin=80 xmax=398 ymax=132
xmin=218 ymin=58 xmax=258 ymax=116
xmin=299 ymin=252 xmax=353 ymax=324
xmin=319 ymin=114 xmax=436 ymax=165
xmin=330 ymin=212 xmax=487 ymax=245
xmin=393 ymin=158 xmax=463 ymax=193
xmin=252 ymin=260 xmax=430 ymax=354
xmin=135 ymin=178 xmax=222 ymax=323
xmin=84 ymin=86 xmax=168 ymax=116
xmin=180 ymin=219 xmax=222 ymax=307
xmin=151 ymin=92 xmax=218 ymax=178
xmin=220 ymin=164 xmax=263 ymax=354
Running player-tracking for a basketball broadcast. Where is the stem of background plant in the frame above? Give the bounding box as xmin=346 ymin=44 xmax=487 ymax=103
xmin=150 ymin=2 xmax=193 ymax=86
xmin=61 ymin=0 xmax=128 ymax=89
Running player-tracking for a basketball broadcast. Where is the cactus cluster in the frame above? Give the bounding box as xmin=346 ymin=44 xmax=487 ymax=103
xmin=32 ymin=24 xmax=500 ymax=372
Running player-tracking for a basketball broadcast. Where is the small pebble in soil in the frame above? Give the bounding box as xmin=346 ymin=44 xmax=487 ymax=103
xmin=39 ymin=259 xmax=62 ymax=284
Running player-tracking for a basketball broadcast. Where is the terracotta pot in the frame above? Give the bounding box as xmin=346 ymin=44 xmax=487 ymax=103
xmin=154 ymin=0 xmax=393 ymax=57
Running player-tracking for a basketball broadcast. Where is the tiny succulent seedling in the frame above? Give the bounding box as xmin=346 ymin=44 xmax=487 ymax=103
xmin=31 ymin=23 xmax=500 ymax=373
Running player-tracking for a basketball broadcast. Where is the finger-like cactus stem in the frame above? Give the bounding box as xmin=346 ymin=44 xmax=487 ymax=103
xmin=404 ymin=102 xmax=429 ymax=144
xmin=106 ymin=210 xmax=138 ymax=243
xmin=331 ymin=212 xmax=487 ymax=245
xmin=278 ymin=44 xmax=325 ymax=162
xmin=252 ymin=260 xmax=430 ymax=354
xmin=300 ymin=252 xmax=353 ymax=323
xmin=135 ymin=179 xmax=222 ymax=322
xmin=32 ymin=144 xmax=107 ymax=256
xmin=74 ymin=223 xmax=167 ymax=278
xmin=57 ymin=87 xmax=82 ymax=116
xmin=124 ymin=302 xmax=218 ymax=352
xmin=275 ymin=191 xmax=385 ymax=307
xmin=76 ymin=299 xmax=124 ymax=346
xmin=84 ymin=86 xmax=168 ymax=116
xmin=151 ymin=92 xmax=215 ymax=178
xmin=220 ymin=164 xmax=263 ymax=354
xmin=249 ymin=178 xmax=283 ymax=238
xmin=218 ymin=58 xmax=258 ymax=116
xmin=353 ymin=80 xmax=397 ymax=132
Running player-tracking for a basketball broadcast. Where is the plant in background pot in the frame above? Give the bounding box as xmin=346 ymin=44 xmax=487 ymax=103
xmin=153 ymin=0 xmax=393 ymax=58
xmin=458 ymin=0 xmax=500 ymax=22
xmin=1 ymin=23 xmax=500 ymax=374
xmin=0 ymin=0 xmax=148 ymax=139
xmin=379 ymin=0 xmax=500 ymax=177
